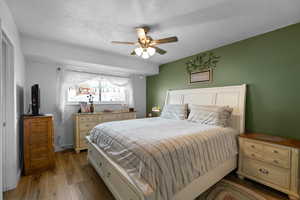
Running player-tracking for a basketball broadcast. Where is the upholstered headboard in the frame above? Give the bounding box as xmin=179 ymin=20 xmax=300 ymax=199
xmin=164 ymin=84 xmax=247 ymax=133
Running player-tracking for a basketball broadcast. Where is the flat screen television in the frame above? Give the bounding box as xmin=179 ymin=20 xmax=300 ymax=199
xmin=31 ymin=84 xmax=40 ymax=115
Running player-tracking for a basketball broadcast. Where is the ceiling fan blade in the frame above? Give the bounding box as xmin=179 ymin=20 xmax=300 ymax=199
xmin=151 ymin=36 xmax=178 ymax=45
xmin=130 ymin=50 xmax=136 ymax=55
xmin=153 ymin=46 xmax=167 ymax=55
xmin=111 ymin=41 xmax=136 ymax=45
xmin=136 ymin=27 xmax=147 ymax=40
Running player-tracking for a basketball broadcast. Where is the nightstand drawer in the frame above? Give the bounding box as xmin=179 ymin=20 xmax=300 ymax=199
xmin=264 ymin=145 xmax=290 ymax=159
xmin=243 ymin=142 xmax=291 ymax=168
xmin=264 ymin=156 xmax=290 ymax=169
xmin=244 ymin=150 xmax=263 ymax=160
xmin=243 ymin=158 xmax=290 ymax=189
xmin=238 ymin=133 xmax=300 ymax=199
xmin=244 ymin=140 xmax=263 ymax=152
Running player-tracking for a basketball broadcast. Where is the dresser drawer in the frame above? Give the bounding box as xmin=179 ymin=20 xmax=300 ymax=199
xmin=80 ymin=138 xmax=88 ymax=148
xmin=243 ymin=158 xmax=290 ymax=189
xmin=244 ymin=140 xmax=264 ymax=153
xmin=79 ymin=116 xmax=98 ymax=122
xmin=101 ymin=114 xmax=117 ymax=122
xmin=30 ymin=157 xmax=50 ymax=169
xmin=80 ymin=131 xmax=90 ymax=139
xmin=79 ymin=122 xmax=98 ymax=131
xmin=122 ymin=113 xmax=136 ymax=120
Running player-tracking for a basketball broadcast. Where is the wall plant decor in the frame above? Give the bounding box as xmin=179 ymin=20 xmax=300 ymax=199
xmin=186 ymin=52 xmax=220 ymax=84
xmin=186 ymin=52 xmax=220 ymax=72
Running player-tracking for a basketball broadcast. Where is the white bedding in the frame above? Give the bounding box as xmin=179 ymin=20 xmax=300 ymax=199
xmin=89 ymin=117 xmax=238 ymax=200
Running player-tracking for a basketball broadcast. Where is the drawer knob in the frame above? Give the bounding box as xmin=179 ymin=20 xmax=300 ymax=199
xmin=273 ymin=160 xmax=278 ymax=164
xmin=107 ymin=172 xmax=111 ymax=178
xmin=273 ymin=150 xmax=278 ymax=154
xmin=251 ymin=145 xmax=255 ymax=148
xmin=99 ymin=162 xmax=102 ymax=167
xmin=251 ymin=153 xmax=255 ymax=157
xmin=259 ymin=168 xmax=269 ymax=174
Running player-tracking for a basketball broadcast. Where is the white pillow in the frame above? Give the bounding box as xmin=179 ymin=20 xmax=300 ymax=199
xmin=188 ymin=105 xmax=233 ymax=127
xmin=160 ymin=104 xmax=187 ymax=120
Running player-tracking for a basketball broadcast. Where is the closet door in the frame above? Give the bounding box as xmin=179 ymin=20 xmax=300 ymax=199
xmin=0 ymin=27 xmax=14 ymax=195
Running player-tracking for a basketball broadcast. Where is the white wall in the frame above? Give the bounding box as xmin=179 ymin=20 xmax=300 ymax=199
xmin=0 ymin=0 xmax=25 ymax=192
xmin=25 ymin=58 xmax=146 ymax=151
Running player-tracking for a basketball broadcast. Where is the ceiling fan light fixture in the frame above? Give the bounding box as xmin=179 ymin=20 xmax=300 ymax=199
xmin=134 ymin=47 xmax=143 ymax=56
xmin=111 ymin=27 xmax=178 ymax=58
xmin=147 ymin=47 xmax=156 ymax=56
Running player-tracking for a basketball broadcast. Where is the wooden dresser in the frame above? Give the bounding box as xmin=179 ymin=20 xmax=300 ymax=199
xmin=238 ymin=133 xmax=300 ymax=200
xmin=23 ymin=115 xmax=55 ymax=175
xmin=74 ymin=111 xmax=136 ymax=153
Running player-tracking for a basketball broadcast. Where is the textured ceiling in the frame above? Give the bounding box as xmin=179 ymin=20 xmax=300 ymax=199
xmin=6 ymin=0 xmax=300 ymax=64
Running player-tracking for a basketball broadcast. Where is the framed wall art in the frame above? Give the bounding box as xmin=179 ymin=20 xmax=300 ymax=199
xmin=188 ymin=69 xmax=212 ymax=84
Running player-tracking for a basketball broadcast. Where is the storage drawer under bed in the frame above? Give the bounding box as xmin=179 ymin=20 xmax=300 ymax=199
xmin=87 ymin=139 xmax=141 ymax=200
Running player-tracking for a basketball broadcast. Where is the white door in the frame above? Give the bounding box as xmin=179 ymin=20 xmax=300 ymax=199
xmin=1 ymin=29 xmax=14 ymax=195
xmin=0 ymin=28 xmax=11 ymax=199
xmin=0 ymin=20 xmax=4 ymax=200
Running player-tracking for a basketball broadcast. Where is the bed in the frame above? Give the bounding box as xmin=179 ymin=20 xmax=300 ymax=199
xmin=86 ymin=84 xmax=246 ymax=200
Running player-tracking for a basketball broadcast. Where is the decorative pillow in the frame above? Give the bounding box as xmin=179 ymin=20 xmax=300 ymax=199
xmin=160 ymin=104 xmax=187 ymax=120
xmin=188 ymin=105 xmax=233 ymax=127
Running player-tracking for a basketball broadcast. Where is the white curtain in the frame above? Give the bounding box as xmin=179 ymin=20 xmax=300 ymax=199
xmin=103 ymin=75 xmax=134 ymax=108
xmin=56 ymin=68 xmax=134 ymax=122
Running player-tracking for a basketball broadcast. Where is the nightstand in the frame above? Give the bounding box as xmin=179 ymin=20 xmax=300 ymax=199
xmin=237 ymin=133 xmax=300 ymax=200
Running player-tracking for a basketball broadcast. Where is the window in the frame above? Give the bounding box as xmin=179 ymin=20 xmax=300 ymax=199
xmin=67 ymin=79 xmax=126 ymax=104
xmin=100 ymin=79 xmax=126 ymax=102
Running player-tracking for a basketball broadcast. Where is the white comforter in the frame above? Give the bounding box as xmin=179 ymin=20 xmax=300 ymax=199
xmin=90 ymin=117 xmax=238 ymax=200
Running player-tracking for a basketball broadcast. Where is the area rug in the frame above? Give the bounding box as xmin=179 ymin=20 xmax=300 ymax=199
xmin=197 ymin=179 xmax=267 ymax=200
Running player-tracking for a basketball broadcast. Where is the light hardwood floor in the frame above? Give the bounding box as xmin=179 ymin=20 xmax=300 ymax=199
xmin=4 ymin=150 xmax=115 ymax=200
xmin=4 ymin=151 xmax=288 ymax=200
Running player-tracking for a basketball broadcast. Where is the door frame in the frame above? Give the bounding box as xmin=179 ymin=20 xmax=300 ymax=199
xmin=1 ymin=23 xmax=16 ymax=193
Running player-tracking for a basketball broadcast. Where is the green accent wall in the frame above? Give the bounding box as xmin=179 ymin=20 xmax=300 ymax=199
xmin=147 ymin=23 xmax=300 ymax=139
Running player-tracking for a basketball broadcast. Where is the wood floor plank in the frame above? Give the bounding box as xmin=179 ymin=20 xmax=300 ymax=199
xmin=3 ymin=151 xmax=114 ymax=200
xmin=60 ymin=152 xmax=85 ymax=185
xmin=3 ymin=175 xmax=30 ymax=200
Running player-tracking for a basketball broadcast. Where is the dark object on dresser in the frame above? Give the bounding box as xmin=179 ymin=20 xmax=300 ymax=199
xmin=23 ymin=115 xmax=55 ymax=175
xmin=31 ymin=84 xmax=40 ymax=115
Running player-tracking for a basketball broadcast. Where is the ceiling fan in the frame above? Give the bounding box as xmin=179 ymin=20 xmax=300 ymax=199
xmin=111 ymin=26 xmax=178 ymax=59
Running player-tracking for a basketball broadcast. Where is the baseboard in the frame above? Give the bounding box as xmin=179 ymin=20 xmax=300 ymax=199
xmin=3 ymin=169 xmax=21 ymax=192
xmin=55 ymin=144 xmax=74 ymax=152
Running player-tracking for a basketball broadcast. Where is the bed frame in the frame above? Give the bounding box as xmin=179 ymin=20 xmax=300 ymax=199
xmin=87 ymin=84 xmax=247 ymax=200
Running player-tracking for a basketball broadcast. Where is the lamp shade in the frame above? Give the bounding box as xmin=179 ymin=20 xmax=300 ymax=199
xmin=152 ymin=105 xmax=161 ymax=112
xmin=134 ymin=47 xmax=143 ymax=56
xmin=147 ymin=47 xmax=156 ymax=56
xmin=141 ymin=51 xmax=150 ymax=59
